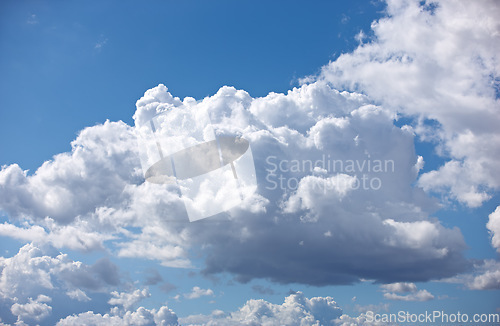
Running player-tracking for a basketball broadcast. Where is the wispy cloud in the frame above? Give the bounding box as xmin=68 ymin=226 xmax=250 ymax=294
xmin=27 ymin=14 xmax=38 ymax=25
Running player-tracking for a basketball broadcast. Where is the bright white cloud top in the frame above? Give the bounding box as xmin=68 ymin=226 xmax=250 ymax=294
xmin=0 ymin=0 xmax=499 ymax=324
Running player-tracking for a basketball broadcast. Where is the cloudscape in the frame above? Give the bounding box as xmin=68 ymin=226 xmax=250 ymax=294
xmin=0 ymin=0 xmax=499 ymax=325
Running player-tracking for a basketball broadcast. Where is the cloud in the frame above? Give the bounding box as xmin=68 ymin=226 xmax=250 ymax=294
xmin=94 ymin=37 xmax=108 ymax=51
xmin=0 ymin=218 xmax=113 ymax=252
xmin=57 ymin=306 xmax=178 ymax=326
xmin=26 ymin=14 xmax=38 ymax=25
xmin=179 ymin=291 xmax=343 ymax=326
xmin=0 ymin=81 xmax=469 ymax=287
xmin=486 ymin=206 xmax=500 ymax=252
xmin=380 ymin=282 xmax=417 ymax=293
xmin=11 ymin=295 xmax=52 ymax=324
xmin=381 ymin=282 xmax=434 ymax=301
xmin=108 ymin=288 xmax=150 ymax=310
xmin=314 ymin=0 xmax=500 ymax=208
xmin=66 ymin=289 xmax=91 ymax=302
xmin=53 ymin=291 xmax=382 ymax=326
xmin=383 ymin=289 xmax=434 ymax=302
xmin=0 ymin=120 xmax=141 ymax=225
xmin=184 ymin=287 xmax=214 ymax=300
xmin=466 ymin=260 xmax=500 ymax=290
xmin=0 ymin=243 xmax=122 ymax=323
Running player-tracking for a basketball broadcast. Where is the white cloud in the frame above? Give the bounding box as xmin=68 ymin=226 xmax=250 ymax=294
xmin=486 ymin=206 xmax=500 ymax=252
xmin=380 ymin=282 xmax=417 ymax=293
xmin=383 ymin=289 xmax=434 ymax=302
xmin=57 ymin=306 xmax=178 ymax=326
xmin=466 ymin=260 xmax=500 ymax=290
xmin=94 ymin=36 xmax=108 ymax=51
xmin=27 ymin=14 xmax=38 ymax=25
xmin=0 ymin=120 xmax=141 ymax=225
xmin=315 ymin=0 xmax=500 ymax=208
xmin=179 ymin=291 xmax=342 ymax=326
xmin=381 ymin=282 xmax=434 ymax=301
xmin=184 ymin=286 xmax=214 ymax=300
xmin=0 ymin=243 xmax=121 ymax=323
xmin=0 ymin=218 xmax=113 ymax=252
xmin=66 ymin=289 xmax=91 ymax=302
xmin=11 ymin=295 xmax=52 ymax=324
xmin=108 ymin=288 xmax=150 ymax=310
xmin=0 ymin=80 xmax=469 ymax=287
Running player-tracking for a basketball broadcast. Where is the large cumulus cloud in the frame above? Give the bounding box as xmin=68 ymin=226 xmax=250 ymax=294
xmin=0 ymin=80 xmax=469 ymax=287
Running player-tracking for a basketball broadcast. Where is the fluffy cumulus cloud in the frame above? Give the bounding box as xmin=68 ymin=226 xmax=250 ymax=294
xmin=0 ymin=243 xmax=121 ymax=324
xmin=0 ymin=81 xmax=469 ymax=287
xmin=380 ymin=282 xmax=434 ymax=302
xmin=11 ymin=294 xmax=52 ymax=325
xmin=466 ymin=260 xmax=500 ymax=290
xmin=184 ymin=287 xmax=214 ymax=300
xmin=57 ymin=287 xmax=178 ymax=326
xmin=55 ymin=291 xmax=387 ymax=326
xmin=179 ymin=291 xmax=343 ymax=326
xmin=57 ymin=306 xmax=178 ymax=326
xmin=487 ymin=206 xmax=500 ymax=252
xmin=108 ymin=288 xmax=151 ymax=310
xmin=315 ymin=0 xmax=500 ymax=208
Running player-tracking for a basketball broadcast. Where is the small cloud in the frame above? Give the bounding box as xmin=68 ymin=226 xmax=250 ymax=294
xmin=11 ymin=295 xmax=52 ymax=323
xmin=94 ymin=36 xmax=108 ymax=51
xmin=108 ymin=288 xmax=150 ymax=310
xmin=184 ymin=286 xmax=214 ymax=299
xmin=341 ymin=14 xmax=350 ymax=24
xmin=66 ymin=289 xmax=91 ymax=302
xmin=355 ymin=30 xmax=366 ymax=44
xmin=380 ymin=282 xmax=417 ymax=293
xmin=381 ymin=282 xmax=434 ymax=302
xmin=384 ymin=289 xmax=434 ymax=302
xmin=27 ymin=14 xmax=38 ymax=25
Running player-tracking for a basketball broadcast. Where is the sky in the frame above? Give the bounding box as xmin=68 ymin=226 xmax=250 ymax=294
xmin=0 ymin=0 xmax=499 ymax=325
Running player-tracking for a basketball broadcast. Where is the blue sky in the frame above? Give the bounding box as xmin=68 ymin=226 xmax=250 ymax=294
xmin=0 ymin=0 xmax=381 ymax=172
xmin=1 ymin=0 xmax=499 ymax=325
